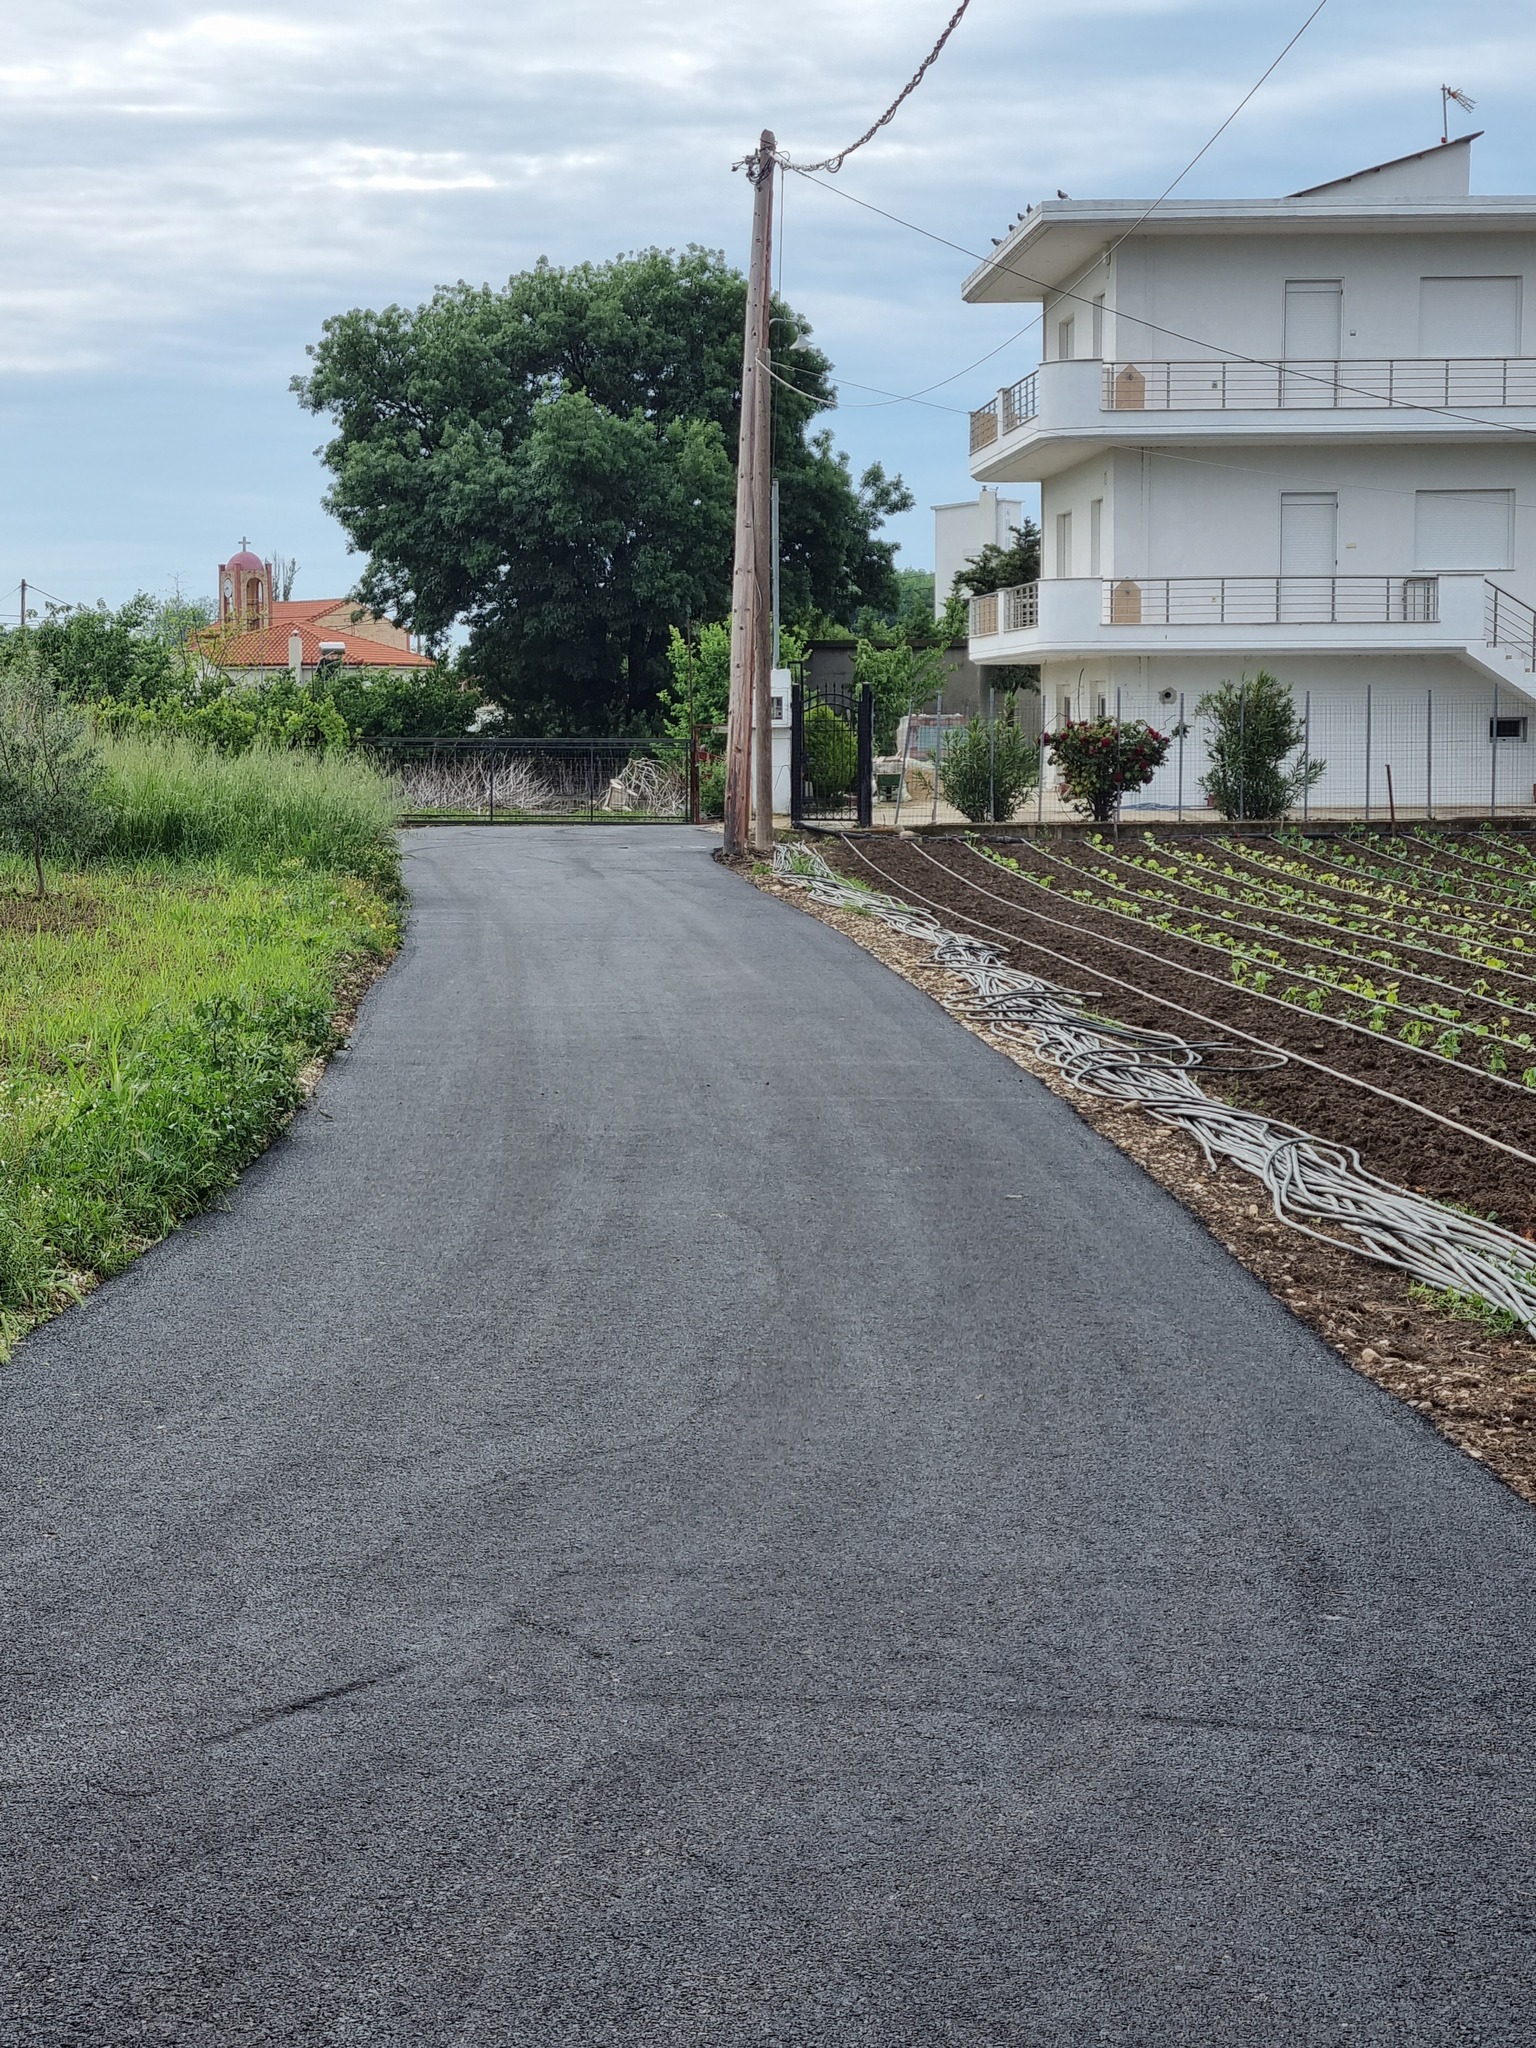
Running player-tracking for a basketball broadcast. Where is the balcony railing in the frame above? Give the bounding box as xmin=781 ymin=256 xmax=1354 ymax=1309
xmin=970 ymin=371 xmax=1040 ymax=452
xmin=1103 ymin=576 xmax=1439 ymax=627
xmin=1106 ymin=357 xmax=1536 ymax=412
xmin=1486 ymin=581 xmax=1536 ymax=668
xmin=969 ymin=584 xmax=1039 ymax=637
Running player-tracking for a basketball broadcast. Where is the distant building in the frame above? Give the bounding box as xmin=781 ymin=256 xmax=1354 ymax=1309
xmin=203 ymin=541 xmax=434 ymax=681
xmin=933 ymin=488 xmax=1025 ymax=615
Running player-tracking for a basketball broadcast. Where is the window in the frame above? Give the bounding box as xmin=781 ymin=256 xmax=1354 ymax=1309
xmin=1414 ymin=488 xmax=1514 ymax=570
xmin=1419 ymin=276 xmax=1521 ymax=357
xmin=1089 ymin=498 xmax=1103 ymax=577
xmin=1492 ymin=715 xmax=1529 ymax=742
xmin=1057 ymin=316 xmax=1075 ymax=362
xmin=1094 ymin=691 xmax=1107 ymax=719
xmin=1055 ymin=510 xmax=1073 ymax=578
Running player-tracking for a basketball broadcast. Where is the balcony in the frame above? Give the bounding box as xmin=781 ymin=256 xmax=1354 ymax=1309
xmin=968 ymin=571 xmax=1501 ymax=665
xmin=969 ymin=354 xmax=1536 ymax=482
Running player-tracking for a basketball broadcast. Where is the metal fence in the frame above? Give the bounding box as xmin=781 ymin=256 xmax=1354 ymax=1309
xmin=368 ymin=737 xmax=692 ymax=822
xmin=790 ymin=681 xmax=873 ymax=828
xmin=1031 ymin=682 xmax=1536 ymax=826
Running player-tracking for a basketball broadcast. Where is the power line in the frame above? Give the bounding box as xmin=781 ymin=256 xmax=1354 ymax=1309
xmin=791 ymin=0 xmax=974 ymax=175
xmin=789 ymin=0 xmax=1337 ymax=430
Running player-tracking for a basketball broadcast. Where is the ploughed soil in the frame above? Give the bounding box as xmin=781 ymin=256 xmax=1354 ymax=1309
xmin=838 ymin=833 xmax=1536 ymax=1235
xmin=1045 ymin=834 xmax=1536 ymax=1022
xmin=757 ymin=832 xmax=1536 ymax=1507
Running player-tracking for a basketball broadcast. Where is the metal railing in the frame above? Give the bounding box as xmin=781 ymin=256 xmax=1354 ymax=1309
xmin=1102 ymin=576 xmax=1440 ymax=627
xmin=1486 ymin=581 xmax=1536 ymax=670
xmin=366 ymin=736 xmax=691 ymax=822
xmin=969 ymin=583 xmax=1039 ymax=637
xmin=1105 ymin=356 xmax=1536 ymax=412
xmin=969 ymin=372 xmax=1040 ymax=452
xmin=1001 ymin=372 xmax=1038 ymax=433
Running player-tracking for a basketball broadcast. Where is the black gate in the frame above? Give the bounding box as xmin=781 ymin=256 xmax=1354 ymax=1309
xmin=790 ymin=681 xmax=873 ymax=829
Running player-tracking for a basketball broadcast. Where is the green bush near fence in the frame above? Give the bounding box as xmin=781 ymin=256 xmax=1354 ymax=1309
xmin=1197 ymin=670 xmax=1324 ymax=820
xmin=804 ymin=704 xmax=857 ymax=801
xmin=939 ymin=715 xmax=1040 ymax=824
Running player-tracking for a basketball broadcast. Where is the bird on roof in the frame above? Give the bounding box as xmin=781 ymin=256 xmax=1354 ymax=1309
xmin=1056 ymin=189 xmax=1070 ymax=199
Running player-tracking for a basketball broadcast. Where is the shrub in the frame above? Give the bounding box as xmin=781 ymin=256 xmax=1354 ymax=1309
xmin=1042 ymin=717 xmax=1171 ymax=821
xmin=804 ymin=703 xmax=856 ymax=800
xmin=939 ymin=714 xmax=1040 ymax=823
xmin=1198 ymin=670 xmax=1324 ymax=819
xmin=0 ymin=654 xmax=107 ymax=894
xmin=699 ymin=763 xmax=726 ymax=819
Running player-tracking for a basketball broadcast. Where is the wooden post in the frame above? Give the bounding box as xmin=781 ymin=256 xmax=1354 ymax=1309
xmin=751 ymin=271 xmax=776 ymax=854
xmin=724 ymin=130 xmax=775 ymax=857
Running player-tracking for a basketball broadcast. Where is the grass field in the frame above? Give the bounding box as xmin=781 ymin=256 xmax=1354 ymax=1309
xmin=0 ymin=735 xmax=402 ymax=1356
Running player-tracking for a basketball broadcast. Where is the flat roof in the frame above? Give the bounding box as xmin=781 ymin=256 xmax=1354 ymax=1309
xmin=963 ymin=190 xmax=1536 ymax=305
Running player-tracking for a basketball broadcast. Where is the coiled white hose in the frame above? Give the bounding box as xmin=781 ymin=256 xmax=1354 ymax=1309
xmin=773 ymin=839 xmax=1536 ymax=1334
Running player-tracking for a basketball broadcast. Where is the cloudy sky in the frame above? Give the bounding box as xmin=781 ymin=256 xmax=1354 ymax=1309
xmin=2 ymin=0 xmax=1532 ymax=618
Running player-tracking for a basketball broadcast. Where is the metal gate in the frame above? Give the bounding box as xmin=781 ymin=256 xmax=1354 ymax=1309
xmin=790 ymin=680 xmax=873 ymax=828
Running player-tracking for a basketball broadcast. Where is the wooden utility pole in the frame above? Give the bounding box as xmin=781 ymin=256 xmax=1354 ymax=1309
xmin=18 ymin=578 xmax=25 ymax=641
xmin=724 ymin=130 xmax=776 ymax=856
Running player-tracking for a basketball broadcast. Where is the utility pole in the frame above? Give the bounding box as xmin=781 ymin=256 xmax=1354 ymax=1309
xmin=724 ymin=130 xmax=776 ymax=857
xmin=18 ymin=578 xmax=25 ymax=641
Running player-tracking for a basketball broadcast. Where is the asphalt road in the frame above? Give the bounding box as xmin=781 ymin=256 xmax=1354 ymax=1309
xmin=3 ymin=825 xmax=1534 ymax=2047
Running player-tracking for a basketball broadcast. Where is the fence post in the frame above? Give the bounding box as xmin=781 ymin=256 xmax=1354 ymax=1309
xmin=790 ymin=684 xmax=805 ymax=830
xmin=1302 ymin=690 xmax=1311 ymax=826
xmin=489 ymin=753 xmax=496 ymax=826
xmin=1363 ymin=683 xmax=1372 ymax=825
xmin=1037 ymin=696 xmax=1046 ymax=828
xmin=1425 ymin=688 xmax=1433 ymax=823
xmin=1177 ymin=691 xmax=1185 ymax=823
xmin=931 ymin=690 xmax=943 ymax=825
xmin=988 ymin=685 xmax=996 ymax=825
xmin=1491 ymin=678 xmax=1500 ymax=822
xmin=1237 ymin=681 xmax=1246 ymax=821
xmin=1114 ymin=686 xmax=1123 ymax=844
xmin=688 ymin=726 xmax=700 ymax=824
xmin=589 ymin=745 xmax=596 ymax=824
xmin=856 ymin=683 xmax=874 ymax=831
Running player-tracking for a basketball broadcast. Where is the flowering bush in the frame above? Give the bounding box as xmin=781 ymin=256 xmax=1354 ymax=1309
xmin=1041 ymin=716 xmax=1172 ymax=821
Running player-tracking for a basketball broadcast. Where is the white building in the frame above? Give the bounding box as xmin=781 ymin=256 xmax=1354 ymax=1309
xmin=933 ymin=488 xmax=1026 ymax=615
xmin=962 ymin=136 xmax=1536 ymax=811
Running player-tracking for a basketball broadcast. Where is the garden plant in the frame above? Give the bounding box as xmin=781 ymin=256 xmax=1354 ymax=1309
xmin=939 ymin=711 xmax=1040 ymax=823
xmin=1042 ymin=716 xmax=1172 ymax=820
xmin=1197 ymin=669 xmax=1324 ymax=819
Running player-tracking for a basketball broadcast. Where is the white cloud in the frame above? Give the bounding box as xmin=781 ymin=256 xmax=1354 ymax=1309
xmin=2 ymin=0 xmax=1535 ymax=598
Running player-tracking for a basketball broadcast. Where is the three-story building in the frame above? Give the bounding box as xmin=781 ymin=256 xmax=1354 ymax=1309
xmin=963 ymin=135 xmax=1536 ymax=808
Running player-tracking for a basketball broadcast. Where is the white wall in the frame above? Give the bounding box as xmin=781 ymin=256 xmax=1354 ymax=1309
xmin=1107 ymin=230 xmax=1536 ymax=366
xmin=934 ymin=488 xmax=1024 ymax=611
xmin=1039 ymin=651 xmax=1536 ymax=809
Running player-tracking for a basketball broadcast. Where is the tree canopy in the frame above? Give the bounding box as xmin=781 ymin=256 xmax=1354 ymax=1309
xmin=293 ymin=247 xmax=912 ymax=732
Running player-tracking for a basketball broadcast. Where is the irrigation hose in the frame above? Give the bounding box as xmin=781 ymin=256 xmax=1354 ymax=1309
xmin=773 ymin=839 xmax=1536 ymax=1333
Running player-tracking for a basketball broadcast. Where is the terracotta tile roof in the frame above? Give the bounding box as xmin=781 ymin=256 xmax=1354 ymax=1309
xmin=197 ymin=600 xmax=433 ymax=671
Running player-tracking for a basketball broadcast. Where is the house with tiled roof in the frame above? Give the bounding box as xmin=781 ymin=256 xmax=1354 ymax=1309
xmin=199 ymin=542 xmax=434 ymax=682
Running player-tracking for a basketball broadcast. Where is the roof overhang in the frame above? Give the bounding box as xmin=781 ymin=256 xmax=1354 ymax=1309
xmin=962 ymin=193 xmax=1536 ymax=306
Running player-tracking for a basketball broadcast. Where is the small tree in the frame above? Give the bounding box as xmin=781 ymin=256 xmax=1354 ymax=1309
xmin=854 ymin=638 xmax=948 ymax=753
xmin=0 ymin=656 xmax=107 ymax=895
xmin=1197 ymin=669 xmax=1324 ymax=819
xmin=1043 ymin=717 xmax=1171 ymax=821
xmin=804 ymin=703 xmax=856 ymax=800
xmin=939 ymin=707 xmax=1040 ymax=823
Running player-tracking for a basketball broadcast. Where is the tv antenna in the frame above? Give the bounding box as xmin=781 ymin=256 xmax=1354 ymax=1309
xmin=1441 ymin=85 xmax=1475 ymax=145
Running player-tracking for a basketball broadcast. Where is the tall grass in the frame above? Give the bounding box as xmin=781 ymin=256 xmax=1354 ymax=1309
xmin=97 ymin=732 xmax=403 ymax=887
xmin=1 ymin=732 xmax=406 ymax=1355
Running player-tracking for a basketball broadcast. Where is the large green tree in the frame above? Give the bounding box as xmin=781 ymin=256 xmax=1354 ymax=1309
xmin=293 ymin=247 xmax=911 ymax=731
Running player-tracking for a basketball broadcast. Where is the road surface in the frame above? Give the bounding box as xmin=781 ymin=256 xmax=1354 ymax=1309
xmin=3 ymin=825 xmax=1533 ymax=2045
